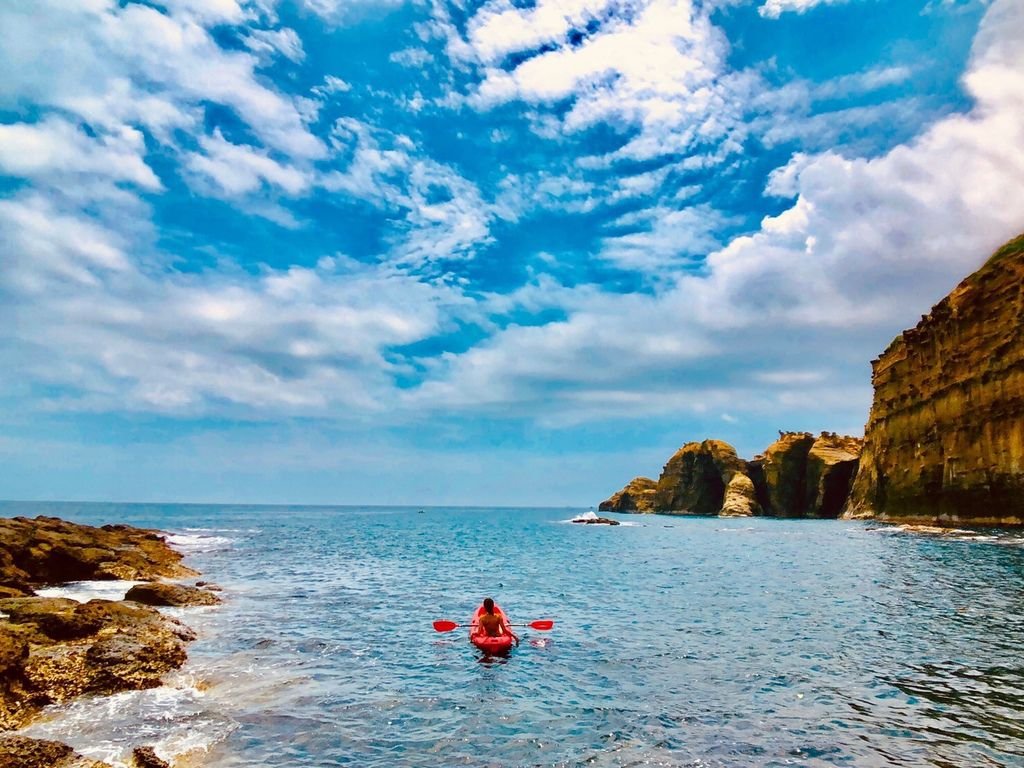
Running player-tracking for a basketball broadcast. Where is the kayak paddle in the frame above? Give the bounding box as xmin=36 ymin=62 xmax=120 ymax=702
xmin=432 ymin=619 xmax=554 ymax=632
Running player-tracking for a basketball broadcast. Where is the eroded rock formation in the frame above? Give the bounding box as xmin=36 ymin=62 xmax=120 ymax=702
xmin=751 ymin=432 xmax=863 ymax=518
xmin=598 ymin=477 xmax=657 ymax=512
xmin=653 ymin=440 xmax=761 ymax=516
xmin=600 ymin=433 xmax=861 ymax=517
xmin=846 ymin=234 xmax=1024 ymax=525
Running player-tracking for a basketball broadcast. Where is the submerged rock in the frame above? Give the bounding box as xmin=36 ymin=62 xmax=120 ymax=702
xmin=598 ymin=477 xmax=657 ymax=512
xmin=846 ymin=233 xmax=1024 ymax=525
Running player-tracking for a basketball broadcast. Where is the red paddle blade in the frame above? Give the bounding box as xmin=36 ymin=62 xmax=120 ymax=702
xmin=432 ymin=620 xmax=459 ymax=632
xmin=528 ymin=620 xmax=554 ymax=631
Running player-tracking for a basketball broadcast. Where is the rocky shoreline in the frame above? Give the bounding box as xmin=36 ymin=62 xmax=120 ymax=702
xmin=0 ymin=516 xmax=219 ymax=767
xmin=600 ymin=234 xmax=1024 ymax=527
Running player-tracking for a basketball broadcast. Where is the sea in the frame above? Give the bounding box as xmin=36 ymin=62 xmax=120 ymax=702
xmin=3 ymin=501 xmax=1024 ymax=768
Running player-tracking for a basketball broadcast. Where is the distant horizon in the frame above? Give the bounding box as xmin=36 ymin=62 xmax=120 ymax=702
xmin=2 ymin=0 xmax=1023 ymax=505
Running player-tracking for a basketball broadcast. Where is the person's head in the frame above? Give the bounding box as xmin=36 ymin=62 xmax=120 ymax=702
xmin=483 ymin=597 xmax=494 ymax=613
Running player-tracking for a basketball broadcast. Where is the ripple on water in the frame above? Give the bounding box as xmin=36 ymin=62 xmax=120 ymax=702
xmin=14 ymin=505 xmax=1024 ymax=767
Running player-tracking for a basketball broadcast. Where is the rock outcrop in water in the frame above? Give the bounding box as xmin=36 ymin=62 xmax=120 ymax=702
xmin=598 ymin=477 xmax=657 ymax=512
xmin=0 ymin=516 xmax=195 ymax=597
xmin=845 ymin=234 xmax=1024 ymax=525
xmin=751 ymin=432 xmax=863 ymax=518
xmin=600 ymin=433 xmax=862 ymax=517
xmin=0 ymin=516 xmax=206 ymax=748
xmin=647 ymin=440 xmax=762 ymax=516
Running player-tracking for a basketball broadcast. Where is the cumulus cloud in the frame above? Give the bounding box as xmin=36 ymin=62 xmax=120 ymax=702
xmin=406 ymin=0 xmax=1024 ymax=424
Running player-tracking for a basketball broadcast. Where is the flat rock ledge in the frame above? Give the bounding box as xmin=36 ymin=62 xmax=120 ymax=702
xmin=126 ymin=583 xmax=222 ymax=607
xmin=572 ymin=516 xmax=621 ymax=526
xmin=0 ymin=516 xmax=212 ymax=765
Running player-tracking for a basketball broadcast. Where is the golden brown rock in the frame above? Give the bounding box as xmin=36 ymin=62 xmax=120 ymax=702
xmin=125 ymin=583 xmax=222 ymax=607
xmin=131 ymin=746 xmax=171 ymax=768
xmin=0 ymin=735 xmax=112 ymax=768
xmin=755 ymin=432 xmax=862 ymax=517
xmin=0 ymin=516 xmax=196 ymax=590
xmin=846 ymin=234 xmax=1024 ymax=525
xmin=0 ymin=598 xmax=194 ymax=728
xmin=598 ymin=477 xmax=658 ymax=512
xmin=653 ymin=440 xmax=761 ymax=516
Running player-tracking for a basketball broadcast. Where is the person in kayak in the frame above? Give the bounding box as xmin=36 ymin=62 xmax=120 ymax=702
xmin=478 ymin=598 xmax=519 ymax=647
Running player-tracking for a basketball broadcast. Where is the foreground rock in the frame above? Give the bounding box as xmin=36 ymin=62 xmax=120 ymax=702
xmin=0 ymin=515 xmax=207 ymax=745
xmin=131 ymin=746 xmax=171 ymax=768
xmin=598 ymin=477 xmax=657 ymax=512
xmin=846 ymin=234 xmax=1024 ymax=525
xmin=0 ymin=735 xmax=111 ymax=768
xmin=0 ymin=598 xmax=193 ymax=729
xmin=126 ymin=583 xmax=221 ymax=607
xmin=0 ymin=516 xmax=196 ymax=597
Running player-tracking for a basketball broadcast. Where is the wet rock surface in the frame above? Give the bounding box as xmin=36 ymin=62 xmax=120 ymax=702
xmin=0 ymin=516 xmax=195 ymax=596
xmin=0 ymin=734 xmax=111 ymax=768
xmin=0 ymin=513 xmax=208 ymax=767
xmin=131 ymin=746 xmax=171 ymax=768
xmin=126 ymin=582 xmax=222 ymax=607
xmin=571 ymin=516 xmax=621 ymax=525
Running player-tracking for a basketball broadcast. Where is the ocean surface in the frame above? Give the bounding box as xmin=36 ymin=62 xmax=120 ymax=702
xmin=4 ymin=501 xmax=1024 ymax=768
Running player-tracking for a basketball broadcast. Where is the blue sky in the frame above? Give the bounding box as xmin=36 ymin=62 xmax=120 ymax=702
xmin=1 ymin=0 xmax=1023 ymax=505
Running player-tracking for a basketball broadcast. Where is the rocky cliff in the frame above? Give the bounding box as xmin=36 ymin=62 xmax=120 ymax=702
xmin=751 ymin=432 xmax=863 ymax=518
xmin=600 ymin=440 xmax=761 ymax=516
xmin=600 ymin=432 xmax=861 ymax=518
xmin=845 ymin=234 xmax=1024 ymax=525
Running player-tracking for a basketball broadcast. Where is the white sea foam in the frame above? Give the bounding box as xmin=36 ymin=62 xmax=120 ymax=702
xmin=165 ymin=531 xmax=235 ymax=552
xmin=564 ymin=511 xmax=640 ymax=526
xmin=19 ymin=683 xmax=235 ymax=768
xmin=36 ymin=580 xmax=141 ymax=603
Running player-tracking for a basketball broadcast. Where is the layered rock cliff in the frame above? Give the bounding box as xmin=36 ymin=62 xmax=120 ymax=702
xmin=845 ymin=234 xmax=1024 ymax=525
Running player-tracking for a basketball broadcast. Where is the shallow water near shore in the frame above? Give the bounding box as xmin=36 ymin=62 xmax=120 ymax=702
xmin=5 ymin=501 xmax=1024 ymax=767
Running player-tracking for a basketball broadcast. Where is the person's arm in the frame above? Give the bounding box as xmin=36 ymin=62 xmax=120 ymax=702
xmin=500 ymin=615 xmax=520 ymax=646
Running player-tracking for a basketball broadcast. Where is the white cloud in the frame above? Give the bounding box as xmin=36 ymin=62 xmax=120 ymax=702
xmin=0 ymin=117 xmax=161 ymax=190
xmin=403 ymin=0 xmax=1024 ymax=423
xmin=245 ymin=27 xmax=306 ymax=63
xmin=759 ymin=0 xmax=847 ymax=19
xmin=186 ymin=131 xmax=312 ymax=196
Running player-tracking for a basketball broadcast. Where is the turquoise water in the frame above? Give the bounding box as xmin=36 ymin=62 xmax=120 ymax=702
xmin=6 ymin=502 xmax=1024 ymax=767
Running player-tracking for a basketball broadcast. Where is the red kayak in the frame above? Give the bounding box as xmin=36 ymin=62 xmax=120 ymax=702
xmin=469 ymin=603 xmax=515 ymax=654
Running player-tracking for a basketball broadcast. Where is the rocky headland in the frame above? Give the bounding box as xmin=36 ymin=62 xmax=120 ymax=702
xmin=0 ymin=516 xmax=217 ymax=766
xmin=845 ymin=234 xmax=1024 ymax=526
xmin=601 ymin=432 xmax=863 ymax=518
xmin=600 ymin=233 xmax=1024 ymax=527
